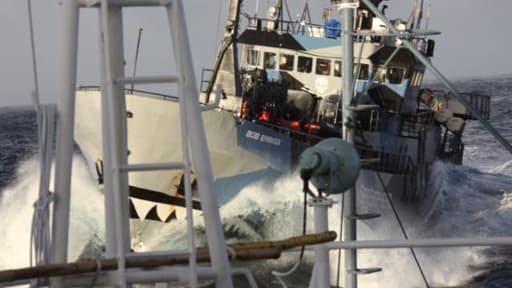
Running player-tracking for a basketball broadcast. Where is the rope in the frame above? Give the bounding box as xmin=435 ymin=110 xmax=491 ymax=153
xmin=30 ymin=104 xmax=56 ymax=272
xmin=27 ymin=0 xmax=56 ymax=272
xmin=271 ymin=174 xmax=310 ymax=287
xmin=27 ymin=0 xmax=40 ymax=106
xmin=376 ymin=172 xmax=430 ymax=288
xmin=87 ymin=258 xmax=102 ymax=288
xmin=226 ymin=246 xmax=237 ymax=261
xmin=353 ymin=111 xmax=430 ymax=288
xmin=30 ymin=191 xmax=54 ymax=266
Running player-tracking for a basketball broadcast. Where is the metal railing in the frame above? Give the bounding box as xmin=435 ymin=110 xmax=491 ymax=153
xmin=399 ymin=110 xmax=435 ymax=138
xmin=460 ymin=92 xmax=491 ymax=120
xmin=76 ymin=85 xmax=179 ymax=102
xmin=200 ymin=68 xmax=214 ymax=94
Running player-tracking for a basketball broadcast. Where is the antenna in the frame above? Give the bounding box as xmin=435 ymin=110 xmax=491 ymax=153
xmin=130 ymin=28 xmax=143 ymax=94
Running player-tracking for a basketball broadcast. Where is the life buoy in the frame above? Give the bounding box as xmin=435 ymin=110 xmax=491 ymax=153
xmin=258 ymin=110 xmax=270 ymax=122
xmin=417 ymin=88 xmax=435 ymax=106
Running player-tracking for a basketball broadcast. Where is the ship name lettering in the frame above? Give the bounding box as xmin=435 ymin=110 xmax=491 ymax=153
xmin=260 ymin=135 xmax=281 ymax=146
xmin=245 ymin=130 xmax=260 ymax=140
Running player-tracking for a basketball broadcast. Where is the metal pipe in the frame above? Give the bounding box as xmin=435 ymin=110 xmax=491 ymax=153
xmin=119 ymin=162 xmax=185 ymax=172
xmin=309 ymin=199 xmax=333 ymax=288
xmin=50 ymin=1 xmax=79 ymax=287
xmin=126 ymin=267 xmax=217 ymax=284
xmin=81 ymin=0 xmax=172 ymax=7
xmin=99 ymin=1 xmax=131 ymax=286
xmin=361 ymin=0 xmax=512 ymax=156
xmin=97 ymin=3 xmax=116 ymax=262
xmin=166 ymin=1 xmax=234 ymax=287
xmin=326 ymin=237 xmax=512 ymax=249
xmin=338 ymin=1 xmax=358 ymax=288
xmin=115 ymin=75 xmax=180 ymax=84
xmin=178 ymin=37 xmax=199 ymax=288
xmin=27 ymin=0 xmax=40 ymax=105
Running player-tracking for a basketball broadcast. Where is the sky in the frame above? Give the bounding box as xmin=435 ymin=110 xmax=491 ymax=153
xmin=0 ymin=0 xmax=511 ymax=107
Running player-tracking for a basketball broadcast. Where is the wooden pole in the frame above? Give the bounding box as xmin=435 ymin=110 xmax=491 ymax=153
xmin=0 ymin=231 xmax=336 ymax=283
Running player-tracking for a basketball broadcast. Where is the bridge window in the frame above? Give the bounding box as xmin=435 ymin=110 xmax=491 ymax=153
xmin=357 ymin=64 xmax=369 ymax=80
xmin=334 ymin=60 xmax=342 ymax=77
xmin=387 ymin=67 xmax=405 ymax=84
xmin=297 ymin=56 xmax=312 ymax=73
xmin=264 ymin=52 xmax=277 ymax=69
xmin=316 ymin=58 xmax=331 ymax=75
xmin=246 ymin=49 xmax=260 ymax=67
xmin=279 ymin=54 xmax=294 ymax=71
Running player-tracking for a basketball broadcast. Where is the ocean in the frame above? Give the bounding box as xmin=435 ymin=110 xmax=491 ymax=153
xmin=0 ymin=76 xmax=511 ymax=287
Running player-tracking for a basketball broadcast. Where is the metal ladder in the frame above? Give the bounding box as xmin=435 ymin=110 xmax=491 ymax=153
xmin=67 ymin=1 xmax=234 ymax=287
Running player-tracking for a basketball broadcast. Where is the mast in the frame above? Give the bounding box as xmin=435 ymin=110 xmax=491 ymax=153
xmin=336 ymin=0 xmax=358 ymax=287
xmin=206 ymin=0 xmax=242 ymax=99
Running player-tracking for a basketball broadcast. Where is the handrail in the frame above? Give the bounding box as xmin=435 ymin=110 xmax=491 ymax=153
xmin=76 ymin=85 xmax=179 ymax=101
xmin=326 ymin=236 xmax=512 ymax=249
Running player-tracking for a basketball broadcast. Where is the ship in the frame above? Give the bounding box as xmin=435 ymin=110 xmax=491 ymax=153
xmin=3 ymin=1 xmax=512 ymax=288
xmin=74 ymin=0 xmax=490 ymax=222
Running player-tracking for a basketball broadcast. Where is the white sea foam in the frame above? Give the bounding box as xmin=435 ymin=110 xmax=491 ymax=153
xmin=0 ymin=155 xmax=104 ymax=271
xmin=1 ymin=156 xmax=510 ymax=287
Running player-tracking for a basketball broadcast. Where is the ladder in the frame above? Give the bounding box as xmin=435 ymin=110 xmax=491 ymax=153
xmin=52 ymin=1 xmax=234 ymax=287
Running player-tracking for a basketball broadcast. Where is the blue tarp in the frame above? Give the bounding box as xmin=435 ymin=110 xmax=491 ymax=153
xmin=325 ymin=19 xmax=341 ymax=39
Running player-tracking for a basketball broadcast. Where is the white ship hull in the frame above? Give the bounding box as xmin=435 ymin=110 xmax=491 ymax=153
xmin=74 ymin=89 xmax=271 ymax=221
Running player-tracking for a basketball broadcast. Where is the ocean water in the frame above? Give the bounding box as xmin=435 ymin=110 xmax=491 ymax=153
xmin=0 ymin=76 xmax=512 ymax=287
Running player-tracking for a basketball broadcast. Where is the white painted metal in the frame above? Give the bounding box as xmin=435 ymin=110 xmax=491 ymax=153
xmin=177 ymin=36 xmax=199 ymax=287
xmin=119 ymin=162 xmax=185 ymax=172
xmin=308 ymin=198 xmax=335 ymax=288
xmin=337 ymin=1 xmax=358 ymax=287
xmin=50 ymin=1 xmax=79 ymax=288
xmin=115 ymin=75 xmax=180 ymax=85
xmin=94 ymin=0 xmax=233 ymax=286
xmin=166 ymin=1 xmax=234 ymax=287
xmin=81 ymin=0 xmax=172 ymax=7
xmin=327 ymin=237 xmax=512 ymax=249
xmin=99 ymin=0 xmax=131 ymax=286
xmin=97 ymin=1 xmax=116 ymax=262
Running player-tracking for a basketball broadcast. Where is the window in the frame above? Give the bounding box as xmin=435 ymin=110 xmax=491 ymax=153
xmin=318 ymin=99 xmax=338 ymax=123
xmin=279 ymin=54 xmax=294 ymax=71
xmin=356 ymin=64 xmax=369 ymax=80
xmin=374 ymin=67 xmax=386 ymax=82
xmin=245 ymin=49 xmax=260 ymax=66
xmin=412 ymin=71 xmax=424 ymax=86
xmin=297 ymin=56 xmax=312 ymax=73
xmin=387 ymin=67 xmax=405 ymax=84
xmin=316 ymin=58 xmax=331 ymax=75
xmin=334 ymin=60 xmax=342 ymax=77
xmin=263 ymin=52 xmax=276 ymax=69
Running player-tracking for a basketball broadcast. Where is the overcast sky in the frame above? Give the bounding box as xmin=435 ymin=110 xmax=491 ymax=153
xmin=0 ymin=0 xmax=511 ymax=107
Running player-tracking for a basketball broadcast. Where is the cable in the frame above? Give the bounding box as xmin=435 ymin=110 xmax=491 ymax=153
xmin=214 ymin=0 xmax=223 ymax=50
xmin=271 ymin=173 xmax=310 ymax=287
xmin=376 ymin=172 xmax=430 ymax=288
xmin=353 ymin=107 xmax=430 ymax=288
